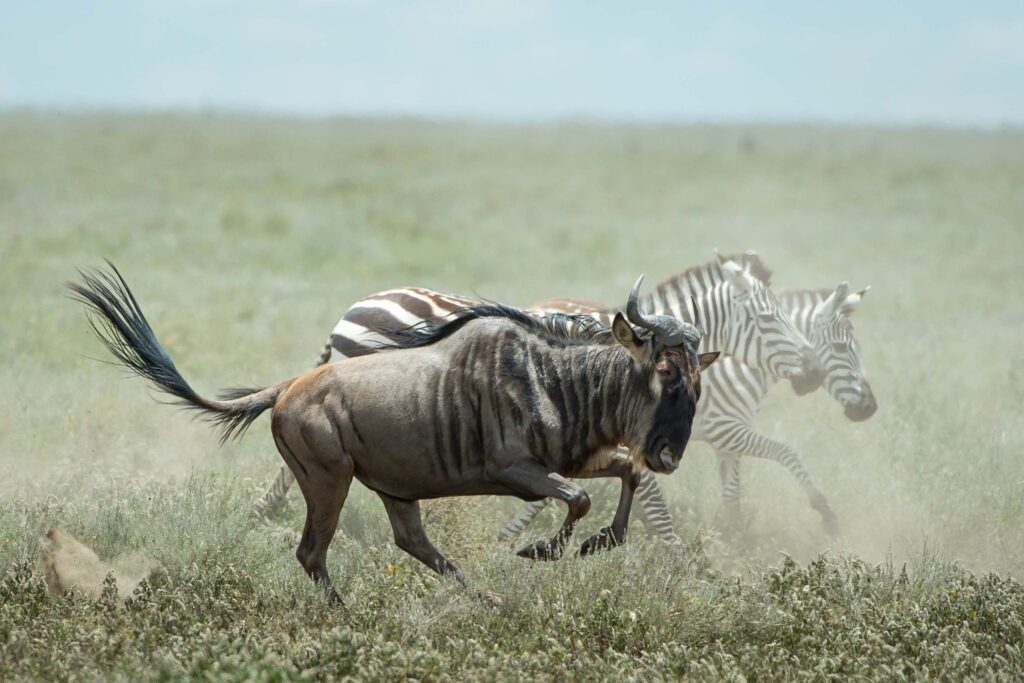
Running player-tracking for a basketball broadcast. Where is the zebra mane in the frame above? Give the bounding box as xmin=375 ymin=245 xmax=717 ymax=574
xmin=723 ymin=252 xmax=774 ymax=285
xmin=645 ymin=253 xmax=774 ymax=306
xmin=776 ymin=288 xmax=841 ymax=314
xmin=381 ymin=303 xmax=615 ymax=351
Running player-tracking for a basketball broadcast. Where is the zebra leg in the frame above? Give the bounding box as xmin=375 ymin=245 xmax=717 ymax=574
xmin=497 ymin=498 xmax=554 ymax=543
xmin=251 ymin=465 xmax=296 ymax=519
xmin=715 ymin=453 xmax=742 ymax=530
xmin=632 ymin=469 xmax=683 ymax=546
xmin=725 ymin=427 xmax=840 ymax=538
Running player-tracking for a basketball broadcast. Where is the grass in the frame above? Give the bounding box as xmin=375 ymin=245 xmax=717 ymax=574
xmin=1 ymin=111 xmax=1023 ymax=680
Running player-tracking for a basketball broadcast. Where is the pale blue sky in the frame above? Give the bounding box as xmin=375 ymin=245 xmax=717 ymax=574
xmin=2 ymin=1 xmax=1022 ymax=125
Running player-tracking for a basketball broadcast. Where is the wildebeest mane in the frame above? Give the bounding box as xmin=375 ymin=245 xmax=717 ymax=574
xmin=381 ymin=303 xmax=615 ymax=351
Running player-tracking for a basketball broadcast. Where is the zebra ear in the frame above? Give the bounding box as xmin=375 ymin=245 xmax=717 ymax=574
xmin=611 ymin=312 xmax=646 ymax=364
xmin=720 ymin=259 xmax=754 ymax=294
xmin=840 ymin=286 xmax=870 ymax=316
xmin=820 ymin=282 xmax=850 ymax=318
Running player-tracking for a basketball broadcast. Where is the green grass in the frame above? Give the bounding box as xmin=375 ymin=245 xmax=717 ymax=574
xmin=2 ymin=112 xmax=1023 ymax=680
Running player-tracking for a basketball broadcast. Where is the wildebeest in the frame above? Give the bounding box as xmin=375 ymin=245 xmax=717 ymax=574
xmin=69 ymin=264 xmax=718 ymax=605
xmin=254 ymin=251 xmax=825 ymax=529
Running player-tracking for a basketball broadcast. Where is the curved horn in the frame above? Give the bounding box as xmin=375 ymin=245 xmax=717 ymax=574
xmin=624 ymin=275 xmax=703 ymax=348
xmin=625 ymin=274 xmax=666 ymax=336
xmin=625 ymin=274 xmax=647 ymax=327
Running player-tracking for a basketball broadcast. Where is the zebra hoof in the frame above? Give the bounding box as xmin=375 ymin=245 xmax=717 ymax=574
xmin=578 ymin=527 xmax=623 ymax=556
xmin=516 ymin=539 xmax=562 ymax=561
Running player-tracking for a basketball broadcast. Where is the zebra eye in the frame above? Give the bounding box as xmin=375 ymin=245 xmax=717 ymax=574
xmin=755 ymin=311 xmax=776 ymax=322
xmin=830 ymin=341 xmax=850 ymax=352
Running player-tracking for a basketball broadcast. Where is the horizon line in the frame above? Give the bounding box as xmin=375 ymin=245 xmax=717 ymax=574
xmin=2 ymin=104 xmax=1022 ymax=133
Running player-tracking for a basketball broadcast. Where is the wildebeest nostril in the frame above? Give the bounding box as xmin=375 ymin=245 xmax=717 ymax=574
xmin=659 ymin=450 xmax=678 ymax=471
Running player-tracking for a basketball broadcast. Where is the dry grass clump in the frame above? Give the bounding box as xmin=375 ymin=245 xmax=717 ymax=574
xmin=39 ymin=528 xmax=156 ymax=604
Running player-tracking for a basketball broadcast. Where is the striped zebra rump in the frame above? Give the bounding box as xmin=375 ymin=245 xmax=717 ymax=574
xmin=330 ymin=287 xmax=479 ymax=359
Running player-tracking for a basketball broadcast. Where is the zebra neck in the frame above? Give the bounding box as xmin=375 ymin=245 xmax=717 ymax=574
xmin=636 ymin=278 xmax=730 ymax=355
xmin=778 ymin=288 xmax=827 ymax=341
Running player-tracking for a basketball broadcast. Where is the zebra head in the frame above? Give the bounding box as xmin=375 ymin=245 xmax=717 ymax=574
xmin=716 ymin=252 xmax=824 ymax=392
xmin=809 ymin=282 xmax=877 ymax=421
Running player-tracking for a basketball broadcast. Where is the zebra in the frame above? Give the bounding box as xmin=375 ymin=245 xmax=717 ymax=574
xmin=499 ymin=275 xmax=875 ymax=543
xmin=252 ymin=251 xmax=825 ymax=526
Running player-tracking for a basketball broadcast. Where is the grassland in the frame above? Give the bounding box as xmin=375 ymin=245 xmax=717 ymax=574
xmin=1 ymin=112 xmax=1023 ymax=680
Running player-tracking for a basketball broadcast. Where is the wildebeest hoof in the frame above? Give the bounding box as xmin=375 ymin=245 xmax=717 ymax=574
xmin=578 ymin=527 xmax=623 ymax=556
xmin=516 ymin=539 xmax=563 ymax=560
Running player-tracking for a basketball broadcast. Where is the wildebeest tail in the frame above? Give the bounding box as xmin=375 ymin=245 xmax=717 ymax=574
xmin=66 ymin=261 xmax=292 ymax=443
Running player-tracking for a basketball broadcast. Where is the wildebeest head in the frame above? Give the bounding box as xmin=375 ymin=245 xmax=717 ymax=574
xmin=613 ymin=276 xmax=720 ymax=474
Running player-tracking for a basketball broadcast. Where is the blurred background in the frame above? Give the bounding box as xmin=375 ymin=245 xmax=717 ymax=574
xmin=2 ymin=1 xmax=1023 ymax=579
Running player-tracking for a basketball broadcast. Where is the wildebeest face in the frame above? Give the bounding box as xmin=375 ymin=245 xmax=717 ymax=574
xmin=613 ymin=311 xmax=719 ymax=474
xmin=641 ymin=346 xmax=720 ymax=473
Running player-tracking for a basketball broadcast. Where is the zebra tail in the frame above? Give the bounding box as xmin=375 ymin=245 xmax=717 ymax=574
xmin=67 ymin=261 xmax=294 ymax=444
xmin=252 ymin=466 xmax=296 ymax=518
xmin=315 ymin=338 xmax=333 ymax=366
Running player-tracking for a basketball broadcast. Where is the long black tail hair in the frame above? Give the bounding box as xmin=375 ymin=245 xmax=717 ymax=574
xmin=66 ymin=262 xmax=289 ymax=442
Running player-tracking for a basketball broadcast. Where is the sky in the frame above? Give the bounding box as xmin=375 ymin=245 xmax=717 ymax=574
xmin=1 ymin=1 xmax=1022 ymax=125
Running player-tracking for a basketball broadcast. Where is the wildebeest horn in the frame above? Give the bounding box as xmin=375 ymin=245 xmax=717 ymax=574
xmin=625 ymin=275 xmax=703 ymax=348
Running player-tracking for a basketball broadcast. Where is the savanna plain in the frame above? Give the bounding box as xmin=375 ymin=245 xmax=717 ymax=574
xmin=1 ymin=113 xmax=1023 ymax=680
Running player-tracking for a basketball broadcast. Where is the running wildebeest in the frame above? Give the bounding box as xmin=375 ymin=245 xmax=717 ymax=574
xmin=69 ymin=264 xmax=718 ymax=605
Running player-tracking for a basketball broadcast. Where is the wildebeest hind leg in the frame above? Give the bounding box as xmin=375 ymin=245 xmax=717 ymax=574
xmin=493 ymin=464 xmax=591 ymax=560
xmin=377 ymin=493 xmax=463 ymax=580
xmin=273 ymin=425 xmax=353 ymax=607
xmin=378 ymin=493 xmax=504 ymax=607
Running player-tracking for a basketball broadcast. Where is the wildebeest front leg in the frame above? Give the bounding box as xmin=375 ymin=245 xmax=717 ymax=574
xmin=576 ymin=458 xmax=641 ymax=556
xmin=493 ymin=464 xmax=591 ymax=560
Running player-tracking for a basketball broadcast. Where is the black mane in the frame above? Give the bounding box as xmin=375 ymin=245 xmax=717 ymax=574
xmin=382 ymin=303 xmax=614 ymax=351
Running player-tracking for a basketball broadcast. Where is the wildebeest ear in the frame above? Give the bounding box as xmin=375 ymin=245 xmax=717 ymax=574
xmin=612 ymin=312 xmax=646 ymax=363
xmin=698 ymin=352 xmax=720 ymax=371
